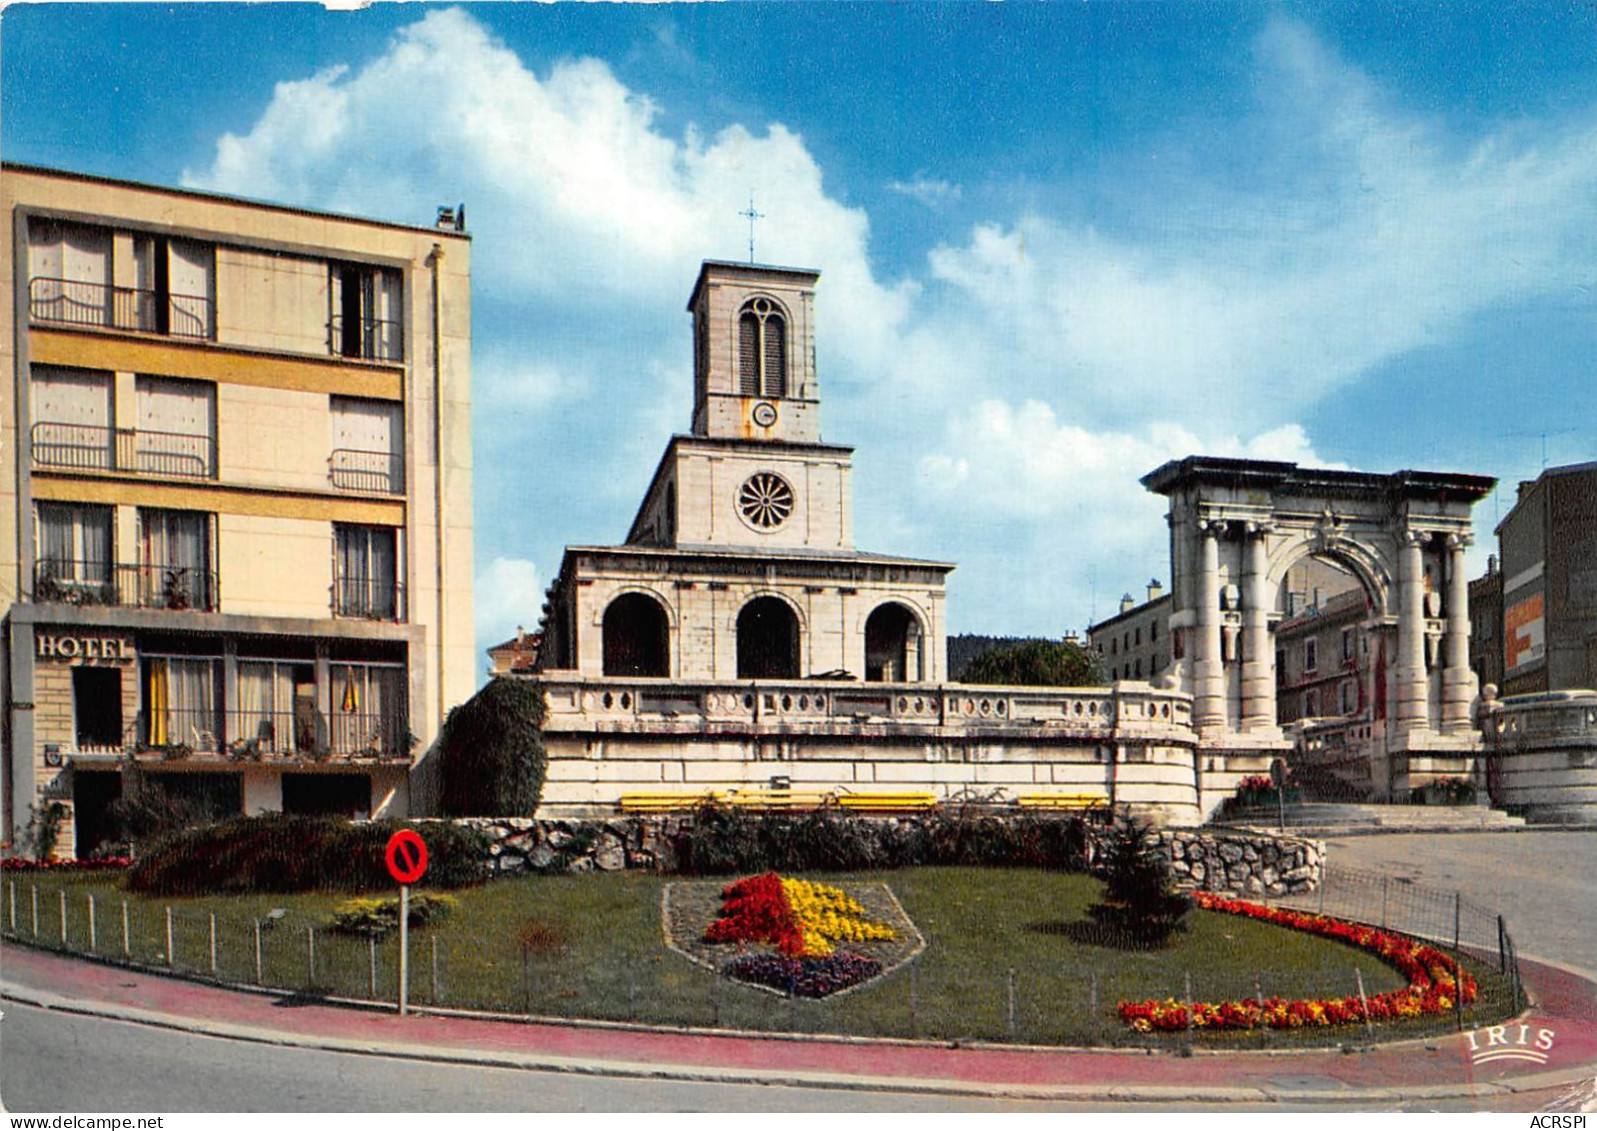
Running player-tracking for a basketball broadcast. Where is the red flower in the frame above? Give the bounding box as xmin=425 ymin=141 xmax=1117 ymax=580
xmin=1116 ymin=893 xmax=1478 ymax=1031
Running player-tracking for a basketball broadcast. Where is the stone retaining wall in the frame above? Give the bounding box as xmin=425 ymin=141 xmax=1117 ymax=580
xmin=1158 ymin=829 xmax=1323 ymax=897
xmin=446 ymin=815 xmax=1323 ymax=897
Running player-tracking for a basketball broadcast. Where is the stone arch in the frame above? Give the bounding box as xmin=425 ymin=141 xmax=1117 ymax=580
xmin=1265 ymin=534 xmax=1393 ymax=620
xmin=1141 ymin=456 xmax=1493 ymax=748
xmin=737 ymin=594 xmax=802 ymax=679
xmin=602 ymin=591 xmax=671 ymax=677
xmin=863 ymin=601 xmax=926 ymax=682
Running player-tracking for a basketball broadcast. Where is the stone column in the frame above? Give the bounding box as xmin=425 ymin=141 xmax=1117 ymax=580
xmin=1394 ymin=528 xmax=1430 ymax=734
xmin=1442 ymin=533 xmax=1475 ymax=733
xmin=1240 ymin=522 xmax=1274 ymax=733
xmin=1194 ymin=519 xmax=1227 ymax=736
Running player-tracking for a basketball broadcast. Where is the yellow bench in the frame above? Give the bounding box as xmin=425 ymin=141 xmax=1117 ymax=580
xmin=618 ymin=791 xmax=730 ymax=812
xmin=835 ymin=792 xmax=939 ymax=812
xmin=723 ymin=790 xmax=832 ymax=811
xmin=1016 ymin=793 xmax=1109 ymax=811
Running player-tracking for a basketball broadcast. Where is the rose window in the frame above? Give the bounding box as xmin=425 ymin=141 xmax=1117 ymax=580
xmin=737 ymin=472 xmax=794 ymax=529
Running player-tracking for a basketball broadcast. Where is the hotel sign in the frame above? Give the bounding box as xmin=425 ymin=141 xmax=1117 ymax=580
xmin=36 ymin=634 xmax=135 ymax=661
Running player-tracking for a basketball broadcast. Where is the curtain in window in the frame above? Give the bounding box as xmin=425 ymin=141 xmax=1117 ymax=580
xmin=141 ymin=510 xmax=208 ymax=607
xmin=237 ymin=661 xmax=292 ymax=752
xmin=332 ymin=665 xmax=406 ymax=755
xmin=335 ymin=526 xmax=397 ymax=617
xmin=162 ymin=658 xmax=219 ymax=749
xmin=145 ymin=660 xmax=169 ymax=747
xmin=37 ymin=504 xmax=110 ymax=584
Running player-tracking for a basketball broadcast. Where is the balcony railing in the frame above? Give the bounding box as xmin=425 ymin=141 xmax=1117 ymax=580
xmin=30 ymin=277 xmax=214 ymax=341
xmin=230 ymin=708 xmax=410 ymax=761
xmin=329 ymin=448 xmax=404 ymax=494
xmin=329 ymin=314 xmax=403 ymax=363
xmin=33 ymin=560 xmax=218 ymax=612
xmin=32 ymin=422 xmax=216 ymax=479
xmin=332 ymin=574 xmax=404 ymax=621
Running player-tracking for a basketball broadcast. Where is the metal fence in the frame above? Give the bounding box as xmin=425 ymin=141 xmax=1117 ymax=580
xmin=0 ymin=868 xmax=1524 ymax=1049
xmin=1274 ymin=862 xmax=1525 ymax=1011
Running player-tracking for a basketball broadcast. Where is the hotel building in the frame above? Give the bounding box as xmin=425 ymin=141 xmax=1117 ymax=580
xmin=1 ymin=165 xmax=473 ymax=856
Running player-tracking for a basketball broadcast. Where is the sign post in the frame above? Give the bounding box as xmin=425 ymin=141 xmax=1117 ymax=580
xmin=1270 ymin=757 xmax=1288 ymax=833
xmin=384 ymin=829 xmax=428 ymax=1016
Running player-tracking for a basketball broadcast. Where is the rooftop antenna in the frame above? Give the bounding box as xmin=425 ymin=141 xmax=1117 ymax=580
xmin=739 ymin=192 xmax=764 ymax=264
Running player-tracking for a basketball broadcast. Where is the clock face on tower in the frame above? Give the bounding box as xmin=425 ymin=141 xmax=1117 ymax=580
xmin=737 ymin=472 xmax=794 ymax=530
xmin=752 ymin=401 xmax=778 ymax=428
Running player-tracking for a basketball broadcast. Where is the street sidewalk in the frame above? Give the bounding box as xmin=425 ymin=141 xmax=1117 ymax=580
xmin=3 ymin=943 xmax=1595 ymax=1105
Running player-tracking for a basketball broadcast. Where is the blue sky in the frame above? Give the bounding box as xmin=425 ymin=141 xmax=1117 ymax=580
xmin=6 ymin=3 xmax=1595 ymax=668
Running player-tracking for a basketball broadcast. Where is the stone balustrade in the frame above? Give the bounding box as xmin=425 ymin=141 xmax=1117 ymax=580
xmin=1482 ymin=690 xmax=1597 ymax=823
xmin=537 ymin=673 xmax=1195 ymax=741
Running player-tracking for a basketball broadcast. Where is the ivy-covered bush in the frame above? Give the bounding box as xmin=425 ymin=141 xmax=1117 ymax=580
xmin=436 ymin=677 xmax=547 ymax=816
xmin=125 ymin=815 xmax=490 ymax=896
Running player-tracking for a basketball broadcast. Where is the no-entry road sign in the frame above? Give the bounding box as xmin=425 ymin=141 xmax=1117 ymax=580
xmin=385 ymin=829 xmax=428 ymax=885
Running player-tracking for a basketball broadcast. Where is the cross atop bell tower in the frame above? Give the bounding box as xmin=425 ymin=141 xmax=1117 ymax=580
xmin=688 ymin=260 xmax=821 ymax=444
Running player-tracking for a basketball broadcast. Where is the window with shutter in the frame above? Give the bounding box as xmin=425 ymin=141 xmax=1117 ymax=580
xmin=736 ymin=297 xmax=790 ymax=398
xmin=738 ymin=311 xmax=760 ymax=395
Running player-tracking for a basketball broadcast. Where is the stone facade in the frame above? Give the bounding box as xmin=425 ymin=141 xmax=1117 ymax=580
xmin=1495 ymin=461 xmax=1597 ymax=697
xmin=1481 ymin=689 xmax=1597 ymax=823
xmin=1140 ymin=456 xmax=1495 ymax=800
xmin=2 ymin=165 xmax=475 ymax=856
xmin=537 ymin=261 xmax=952 ymax=687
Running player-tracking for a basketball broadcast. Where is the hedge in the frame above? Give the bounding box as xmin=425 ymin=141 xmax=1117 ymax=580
xmin=124 ymin=815 xmax=490 ymax=896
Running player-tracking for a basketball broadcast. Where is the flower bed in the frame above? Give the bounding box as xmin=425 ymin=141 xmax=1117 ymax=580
xmin=2 ymin=856 xmax=132 ymax=872
xmin=704 ymin=872 xmax=897 ymax=958
xmin=1117 ymin=893 xmax=1478 ymax=1031
xmin=700 ymin=872 xmax=902 ymax=996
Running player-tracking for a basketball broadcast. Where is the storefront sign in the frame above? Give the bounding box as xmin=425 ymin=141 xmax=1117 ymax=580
xmin=36 ymin=634 xmax=134 ymax=661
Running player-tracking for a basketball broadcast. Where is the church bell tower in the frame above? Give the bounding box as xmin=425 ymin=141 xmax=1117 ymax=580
xmin=688 ymin=260 xmax=821 ymax=444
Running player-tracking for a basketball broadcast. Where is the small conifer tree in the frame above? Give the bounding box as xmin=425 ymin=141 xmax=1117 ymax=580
xmin=1087 ymin=810 xmax=1192 ymax=947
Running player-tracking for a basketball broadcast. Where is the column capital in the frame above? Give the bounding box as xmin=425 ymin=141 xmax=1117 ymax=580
xmin=1196 ymin=517 xmax=1227 ymax=538
xmin=1446 ymin=532 xmax=1474 ymax=551
xmin=1243 ymin=520 xmax=1276 ymax=538
xmin=1399 ymin=527 xmax=1429 ymax=549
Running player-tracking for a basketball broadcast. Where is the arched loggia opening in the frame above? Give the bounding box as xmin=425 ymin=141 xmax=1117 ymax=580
xmin=602 ymin=592 xmax=670 ymax=677
xmin=865 ymin=602 xmax=923 ymax=682
xmin=737 ymin=596 xmax=800 ymax=679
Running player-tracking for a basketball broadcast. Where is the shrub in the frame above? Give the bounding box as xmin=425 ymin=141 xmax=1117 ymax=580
xmin=437 ymin=677 xmax=547 ymax=816
xmin=327 ymin=893 xmax=456 ymax=938
xmin=1086 ymin=811 xmax=1192 ymax=947
xmin=125 ymin=815 xmax=490 ymax=896
xmin=25 ymin=802 xmax=68 ymax=860
xmin=677 ymin=804 xmax=1092 ymax=875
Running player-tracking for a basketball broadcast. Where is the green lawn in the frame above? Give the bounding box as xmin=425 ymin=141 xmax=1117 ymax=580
xmin=0 ymin=867 xmax=1515 ymax=1048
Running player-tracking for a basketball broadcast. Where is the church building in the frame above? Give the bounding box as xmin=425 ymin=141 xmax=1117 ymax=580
xmin=538 ymin=261 xmax=953 ymax=686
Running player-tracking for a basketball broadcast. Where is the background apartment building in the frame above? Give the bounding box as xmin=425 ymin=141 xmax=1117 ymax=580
xmin=1491 ymin=461 xmax=1597 ymax=697
xmin=1 ymin=166 xmax=473 ymax=857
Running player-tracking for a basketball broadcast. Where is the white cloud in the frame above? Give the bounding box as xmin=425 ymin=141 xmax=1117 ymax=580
xmin=187 ymin=9 xmax=1597 ymax=635
xmin=474 ymin=555 xmax=541 ymax=653
xmin=888 ymin=173 xmax=963 ymax=210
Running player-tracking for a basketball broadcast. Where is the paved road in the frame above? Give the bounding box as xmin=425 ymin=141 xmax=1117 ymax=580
xmin=1321 ymin=831 xmax=1597 ymax=973
xmin=6 ymin=998 xmax=1584 ymax=1113
xmin=0 ymin=1000 xmax=1058 ymax=1113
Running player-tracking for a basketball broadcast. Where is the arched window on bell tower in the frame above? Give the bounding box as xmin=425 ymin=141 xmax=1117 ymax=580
xmin=737 ymin=297 xmax=787 ymax=398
